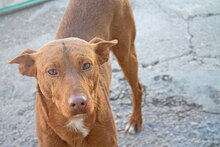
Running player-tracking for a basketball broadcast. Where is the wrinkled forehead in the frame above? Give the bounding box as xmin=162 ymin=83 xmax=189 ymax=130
xmin=37 ymin=38 xmax=95 ymax=62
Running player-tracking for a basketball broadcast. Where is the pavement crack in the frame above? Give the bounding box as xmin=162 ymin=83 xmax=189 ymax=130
xmin=141 ymin=51 xmax=193 ymax=68
xmin=188 ymin=13 xmax=220 ymax=19
xmin=200 ymin=110 xmax=220 ymax=115
xmin=161 ymin=51 xmax=193 ymax=62
xmin=197 ymin=55 xmax=220 ymax=59
xmin=153 ymin=1 xmax=196 ymax=56
xmin=181 ymin=13 xmax=220 ymax=55
xmin=186 ymin=18 xmax=194 ymax=51
xmin=177 ymin=15 xmax=196 ymax=56
xmin=176 ymin=108 xmax=194 ymax=114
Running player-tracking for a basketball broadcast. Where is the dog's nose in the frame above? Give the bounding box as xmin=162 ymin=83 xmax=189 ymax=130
xmin=68 ymin=95 xmax=87 ymax=114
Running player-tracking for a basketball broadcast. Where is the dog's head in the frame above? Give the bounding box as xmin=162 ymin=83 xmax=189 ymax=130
xmin=9 ymin=37 xmax=117 ymax=118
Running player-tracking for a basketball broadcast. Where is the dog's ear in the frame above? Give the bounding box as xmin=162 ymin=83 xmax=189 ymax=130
xmin=90 ymin=37 xmax=118 ymax=65
xmin=8 ymin=49 xmax=37 ymax=77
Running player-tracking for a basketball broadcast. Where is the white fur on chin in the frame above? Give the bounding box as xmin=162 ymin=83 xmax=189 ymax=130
xmin=67 ymin=118 xmax=89 ymax=137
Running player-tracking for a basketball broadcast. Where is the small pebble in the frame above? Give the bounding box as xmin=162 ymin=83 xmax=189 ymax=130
xmin=17 ymin=110 xmax=24 ymax=116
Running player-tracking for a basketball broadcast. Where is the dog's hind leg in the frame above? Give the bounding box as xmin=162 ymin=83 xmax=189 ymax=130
xmin=110 ymin=0 xmax=143 ymax=134
xmin=112 ymin=39 xmax=143 ymax=134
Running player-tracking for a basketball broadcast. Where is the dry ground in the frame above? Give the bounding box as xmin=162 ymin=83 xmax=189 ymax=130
xmin=0 ymin=0 xmax=220 ymax=146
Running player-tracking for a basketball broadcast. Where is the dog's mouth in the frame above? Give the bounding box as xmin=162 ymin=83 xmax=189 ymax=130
xmin=70 ymin=112 xmax=86 ymax=119
xmin=70 ymin=110 xmax=87 ymax=116
xmin=71 ymin=110 xmax=87 ymax=116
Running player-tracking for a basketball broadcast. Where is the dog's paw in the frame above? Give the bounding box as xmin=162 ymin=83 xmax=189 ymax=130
xmin=125 ymin=123 xmax=136 ymax=134
xmin=125 ymin=117 xmax=142 ymax=134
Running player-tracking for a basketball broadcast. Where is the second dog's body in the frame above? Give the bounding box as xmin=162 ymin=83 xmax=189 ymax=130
xmin=9 ymin=0 xmax=143 ymax=146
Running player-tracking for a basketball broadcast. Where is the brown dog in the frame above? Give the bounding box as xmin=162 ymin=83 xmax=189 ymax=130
xmin=9 ymin=0 xmax=143 ymax=146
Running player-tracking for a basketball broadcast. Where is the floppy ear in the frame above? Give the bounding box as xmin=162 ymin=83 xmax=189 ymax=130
xmin=8 ymin=49 xmax=37 ymax=77
xmin=89 ymin=37 xmax=118 ymax=65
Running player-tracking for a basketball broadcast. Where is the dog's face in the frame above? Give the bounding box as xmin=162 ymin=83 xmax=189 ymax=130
xmin=9 ymin=37 xmax=117 ymax=118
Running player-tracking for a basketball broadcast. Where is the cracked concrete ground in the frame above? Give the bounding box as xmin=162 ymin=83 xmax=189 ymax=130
xmin=0 ymin=0 xmax=220 ymax=146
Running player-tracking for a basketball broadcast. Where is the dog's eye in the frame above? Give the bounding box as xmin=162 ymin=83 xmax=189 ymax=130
xmin=48 ymin=69 xmax=58 ymax=76
xmin=82 ymin=63 xmax=91 ymax=70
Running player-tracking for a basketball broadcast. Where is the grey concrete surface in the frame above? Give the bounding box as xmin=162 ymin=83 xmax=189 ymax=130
xmin=0 ymin=0 xmax=27 ymax=8
xmin=0 ymin=0 xmax=220 ymax=146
